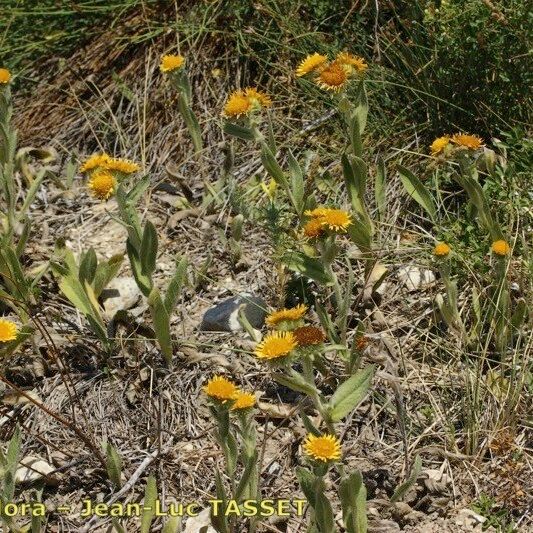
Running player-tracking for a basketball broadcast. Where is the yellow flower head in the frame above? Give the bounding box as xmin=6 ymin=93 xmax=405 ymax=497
xmin=304 ymin=207 xmax=330 ymax=218
xmin=451 ymin=133 xmax=484 ymax=150
xmin=160 ymin=54 xmax=185 ymax=73
xmin=430 ymin=136 xmax=450 ymax=155
xmin=303 ymin=434 xmax=341 ymax=462
xmin=0 ymin=319 xmax=18 ymax=342
xmin=80 ymin=153 xmax=110 ymax=174
xmin=296 ymin=53 xmax=328 ymax=77
xmin=319 ymin=209 xmax=352 ymax=232
xmin=244 ymin=87 xmax=272 ymax=109
xmin=0 ymin=68 xmax=11 ymax=84
xmin=254 ymin=331 xmax=297 ymax=360
xmin=266 ymin=304 xmax=307 ymax=327
xmin=293 ymin=326 xmax=325 ymax=347
xmin=88 ymin=170 xmax=117 ymax=200
xmin=231 ymin=391 xmax=256 ymax=410
xmin=204 ymin=375 xmax=239 ymax=402
xmin=317 ymin=62 xmax=348 ymax=92
xmin=223 ymin=90 xmax=253 ymax=118
xmin=491 ymin=240 xmax=510 ymax=256
xmin=434 ymin=242 xmax=451 ymax=256
xmin=105 ymin=158 xmax=140 ymax=174
xmin=303 ymin=218 xmax=324 ymax=238
xmin=336 ymin=52 xmax=368 ymax=75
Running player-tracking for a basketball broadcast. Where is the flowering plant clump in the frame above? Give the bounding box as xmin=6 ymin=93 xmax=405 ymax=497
xmin=430 ymin=132 xmax=484 ymax=158
xmin=265 ymin=304 xmax=307 ymax=329
xmin=223 ymin=87 xmax=271 ymax=118
xmin=296 ymin=51 xmax=367 ymax=92
xmin=304 ymin=207 xmax=352 ymax=233
xmin=80 ymin=152 xmax=140 ymax=200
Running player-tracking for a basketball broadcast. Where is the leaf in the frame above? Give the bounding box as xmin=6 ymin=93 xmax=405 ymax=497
xmin=105 ymin=442 xmax=122 ymax=489
xmin=260 ymin=142 xmax=289 ymax=189
xmin=112 ymin=518 xmax=126 ymax=533
xmin=127 ymin=239 xmax=152 ymax=297
xmin=272 ymin=370 xmax=318 ymax=396
xmin=339 ymin=471 xmax=367 ymax=533
xmin=93 ymin=254 xmax=124 ymax=298
xmin=315 ymin=488 xmax=336 ymax=533
xmin=140 ymin=475 xmax=158 ymax=533
xmin=300 ymin=411 xmax=321 ymax=437
xmin=164 ymin=256 xmax=188 ymax=314
xmin=140 ymin=221 xmax=158 ymax=277
xmin=453 ymin=171 xmax=502 ymax=240
xmin=390 ymin=455 xmax=422 ymax=503
xmin=288 ymin=150 xmax=305 ymax=215
xmin=161 ymin=516 xmax=182 ymax=533
xmin=79 ymin=248 xmax=97 ymax=285
xmin=235 ymin=450 xmax=258 ymax=500
xmin=346 ymin=216 xmax=372 ymax=254
xmin=348 ymin=114 xmax=362 ymax=158
xmin=296 ymin=467 xmax=318 ymax=508
xmin=329 ymin=366 xmax=374 ymax=422
xmin=397 ymin=165 xmax=437 ymax=222
xmin=223 ymin=121 xmax=255 ymax=142
xmin=511 ymin=299 xmax=527 ymax=331
xmin=148 ymin=288 xmax=173 ymax=365
xmin=375 ymin=156 xmax=386 ymax=221
xmin=282 ymin=251 xmax=332 ymax=286
xmin=342 ymin=155 xmax=367 ymax=219
xmin=5 ymin=426 xmax=21 ymax=501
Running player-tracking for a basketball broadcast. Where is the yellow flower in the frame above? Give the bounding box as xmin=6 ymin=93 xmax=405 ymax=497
xmin=266 ymin=304 xmax=307 ymax=327
xmin=160 ymin=54 xmax=185 ymax=73
xmin=336 ymin=52 xmax=368 ymax=75
xmin=80 ymin=153 xmax=110 ymax=174
xmin=105 ymin=158 xmax=140 ymax=174
xmin=316 ymin=62 xmax=348 ymax=92
xmin=296 ymin=53 xmax=328 ymax=77
xmin=451 ymin=133 xmax=484 ymax=150
xmin=303 ymin=218 xmax=324 ymax=238
xmin=223 ymin=90 xmax=253 ymax=118
xmin=244 ymin=87 xmax=272 ymax=109
xmin=303 ymin=434 xmax=341 ymax=462
xmin=430 ymin=136 xmax=450 ymax=155
xmin=491 ymin=240 xmax=510 ymax=256
xmin=0 ymin=319 xmax=17 ymax=342
xmin=0 ymin=68 xmax=11 ymax=84
xmin=203 ymin=375 xmax=239 ymax=402
xmin=254 ymin=331 xmax=297 ymax=360
xmin=319 ymin=209 xmax=352 ymax=232
xmin=433 ymin=242 xmax=451 ymax=256
xmin=304 ymin=207 xmax=330 ymax=218
xmin=88 ymin=170 xmax=117 ymax=200
xmin=231 ymin=391 xmax=256 ymax=410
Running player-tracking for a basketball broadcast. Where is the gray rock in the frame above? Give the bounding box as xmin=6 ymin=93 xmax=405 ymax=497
xmin=200 ymin=294 xmax=267 ymax=332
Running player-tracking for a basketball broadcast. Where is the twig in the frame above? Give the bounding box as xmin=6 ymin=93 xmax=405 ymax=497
xmin=79 ymin=446 xmax=162 ymax=533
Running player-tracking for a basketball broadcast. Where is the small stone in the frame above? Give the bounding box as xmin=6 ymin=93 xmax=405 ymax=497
xmin=200 ymin=294 xmax=267 ymax=332
xmin=184 ymin=507 xmax=217 ymax=533
xmin=101 ymin=277 xmax=142 ymax=319
xmin=15 ymin=456 xmax=59 ymax=486
xmin=397 ymin=266 xmax=436 ymax=291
